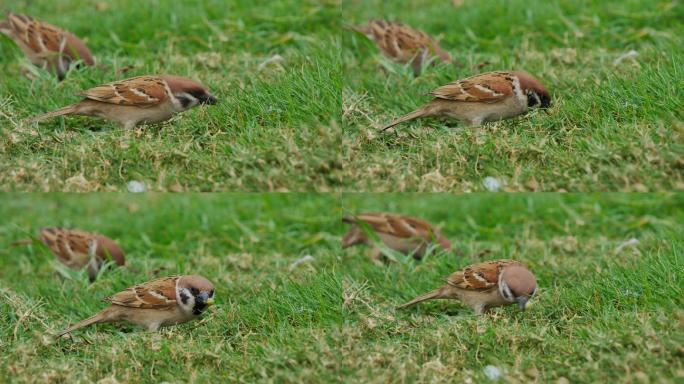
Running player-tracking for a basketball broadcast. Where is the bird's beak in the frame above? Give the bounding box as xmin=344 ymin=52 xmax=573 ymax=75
xmin=516 ymin=297 xmax=529 ymax=311
xmin=202 ymin=93 xmax=218 ymax=105
xmin=205 ymin=297 xmax=215 ymax=306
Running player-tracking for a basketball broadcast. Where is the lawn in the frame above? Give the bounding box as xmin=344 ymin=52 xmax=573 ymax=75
xmin=1 ymin=193 xmax=682 ymax=382
xmin=342 ymin=0 xmax=684 ymax=192
xmin=0 ymin=0 xmax=341 ymax=191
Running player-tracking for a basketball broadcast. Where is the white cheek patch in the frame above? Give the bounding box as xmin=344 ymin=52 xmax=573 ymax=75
xmin=511 ymin=76 xmax=526 ymax=106
xmin=533 ymin=92 xmax=541 ymax=107
xmin=174 ymin=92 xmax=199 ymax=111
xmin=498 ymin=273 xmax=515 ymax=302
xmin=164 ymin=82 xmax=182 ymax=110
xmin=176 ymin=287 xmax=195 ymax=313
xmin=500 ymin=281 xmax=514 ymax=302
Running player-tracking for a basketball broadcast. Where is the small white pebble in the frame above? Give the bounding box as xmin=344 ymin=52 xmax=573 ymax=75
xmin=483 ymin=176 xmax=502 ymax=191
xmin=484 ymin=365 xmax=502 ymax=380
xmin=289 ymin=255 xmax=315 ymax=272
xmin=613 ymin=50 xmax=638 ymax=66
xmin=127 ymin=180 xmax=146 ymax=193
xmin=258 ymin=54 xmax=284 ymax=70
xmin=614 ymin=238 xmax=640 ymax=255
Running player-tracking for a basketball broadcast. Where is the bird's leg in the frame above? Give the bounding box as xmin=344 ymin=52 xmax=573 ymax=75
xmin=410 ymin=49 xmax=428 ymax=77
xmin=468 ymin=117 xmax=485 ymax=126
xmin=86 ymin=239 xmax=100 ymax=281
xmin=473 ymin=303 xmax=487 ymax=315
xmin=121 ymin=120 xmax=137 ymax=130
xmin=146 ymin=323 xmax=162 ymax=332
xmin=367 ymin=247 xmax=385 ymax=266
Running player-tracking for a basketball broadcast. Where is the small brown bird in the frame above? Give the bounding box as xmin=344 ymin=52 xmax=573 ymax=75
xmin=0 ymin=11 xmax=95 ymax=81
xmin=397 ymin=259 xmax=537 ymax=314
xmin=352 ymin=19 xmax=454 ymax=76
xmin=342 ymin=212 xmax=452 ymax=262
xmin=12 ymin=228 xmax=125 ymax=281
xmin=29 ymin=75 xmax=218 ymax=129
xmin=382 ymin=70 xmax=551 ymax=130
xmin=58 ymin=275 xmax=215 ymax=336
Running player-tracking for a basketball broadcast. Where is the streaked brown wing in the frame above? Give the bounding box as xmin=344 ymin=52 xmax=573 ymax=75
xmin=39 ymin=228 xmax=92 ymax=266
xmin=366 ymin=20 xmax=431 ymax=61
xmin=430 ymin=71 xmax=513 ymax=102
xmin=6 ymin=13 xmax=61 ymax=55
xmin=354 ymin=212 xmax=437 ymax=241
xmin=105 ymin=276 xmax=178 ymax=309
xmin=445 ymin=260 xmax=522 ymax=290
xmin=391 ymin=24 xmax=431 ymax=51
xmin=385 ymin=214 xmax=436 ymax=240
xmin=80 ymin=76 xmax=167 ymax=106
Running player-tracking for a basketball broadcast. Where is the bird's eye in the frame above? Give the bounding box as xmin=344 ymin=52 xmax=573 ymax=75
xmin=190 ymin=288 xmax=199 ymax=295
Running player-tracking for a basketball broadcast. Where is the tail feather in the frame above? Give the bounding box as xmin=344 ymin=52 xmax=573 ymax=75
xmin=57 ymin=310 xmax=108 ymax=337
xmin=381 ymin=107 xmax=428 ymax=131
xmin=344 ymin=23 xmax=369 ymax=35
xmin=396 ymin=286 xmax=447 ymax=309
xmin=342 ymin=215 xmax=356 ymax=223
xmin=341 ymin=227 xmax=363 ymax=249
xmin=28 ymin=104 xmax=78 ymax=124
xmin=11 ymin=238 xmax=33 ymax=246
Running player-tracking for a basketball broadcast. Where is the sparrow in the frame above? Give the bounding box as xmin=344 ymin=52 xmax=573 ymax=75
xmin=352 ymin=19 xmax=454 ymax=76
xmin=397 ymin=259 xmax=537 ymax=314
xmin=12 ymin=227 xmax=125 ymax=281
xmin=342 ymin=212 xmax=452 ymax=262
xmin=382 ymin=70 xmax=551 ymax=130
xmin=58 ymin=275 xmax=215 ymax=336
xmin=0 ymin=11 xmax=95 ymax=81
xmin=29 ymin=75 xmax=218 ymax=129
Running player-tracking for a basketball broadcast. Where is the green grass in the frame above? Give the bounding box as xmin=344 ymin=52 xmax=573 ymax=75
xmin=342 ymin=0 xmax=684 ymax=191
xmin=0 ymin=0 xmax=341 ymax=191
xmin=1 ymin=193 xmax=683 ymax=382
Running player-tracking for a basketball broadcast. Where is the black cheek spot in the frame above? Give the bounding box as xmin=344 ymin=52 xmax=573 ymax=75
xmin=180 ymin=291 xmax=189 ymax=305
xmin=176 ymin=95 xmax=193 ymax=109
xmin=527 ymin=92 xmax=539 ymax=108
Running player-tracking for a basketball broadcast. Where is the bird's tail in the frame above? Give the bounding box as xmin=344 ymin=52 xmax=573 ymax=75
xmin=342 ymin=215 xmax=357 ymax=223
xmin=57 ymin=309 xmax=109 ymax=337
xmin=396 ymin=286 xmax=447 ymax=309
xmin=341 ymin=227 xmax=362 ymax=249
xmin=10 ymin=238 xmax=33 ymax=246
xmin=28 ymin=104 xmax=78 ymax=124
xmin=381 ymin=107 xmax=428 ymax=131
